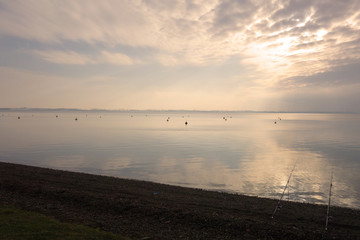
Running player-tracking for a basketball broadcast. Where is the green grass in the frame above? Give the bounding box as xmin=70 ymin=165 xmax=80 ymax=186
xmin=0 ymin=205 xmax=130 ymax=240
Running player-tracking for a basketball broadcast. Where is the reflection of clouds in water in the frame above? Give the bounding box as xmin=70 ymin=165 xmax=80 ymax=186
xmin=2 ymin=111 xmax=360 ymax=209
xmin=44 ymin=155 xmax=86 ymax=170
xmin=131 ymin=135 xmax=359 ymax=208
xmin=102 ymin=157 xmax=132 ymax=171
xmin=88 ymin=120 xmax=359 ymax=208
xmin=236 ymin=144 xmax=358 ymax=208
xmin=331 ymin=169 xmax=360 ymax=209
xmin=235 ymin=144 xmax=330 ymax=204
xmin=147 ymin=156 xmax=229 ymax=189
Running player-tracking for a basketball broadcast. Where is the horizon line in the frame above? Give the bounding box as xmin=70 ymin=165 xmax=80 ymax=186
xmin=0 ymin=107 xmax=357 ymax=114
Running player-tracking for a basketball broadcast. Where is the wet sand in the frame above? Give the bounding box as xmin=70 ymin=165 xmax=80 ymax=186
xmin=0 ymin=162 xmax=359 ymax=239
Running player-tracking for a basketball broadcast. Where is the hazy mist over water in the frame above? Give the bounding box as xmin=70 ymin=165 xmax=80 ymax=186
xmin=1 ymin=110 xmax=359 ymax=209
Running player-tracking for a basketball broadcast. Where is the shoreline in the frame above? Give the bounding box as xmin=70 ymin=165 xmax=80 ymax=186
xmin=1 ymin=161 xmax=359 ymax=239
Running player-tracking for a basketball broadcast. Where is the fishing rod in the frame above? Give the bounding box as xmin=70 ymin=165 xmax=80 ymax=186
xmin=272 ymin=162 xmax=297 ymax=218
xmin=325 ymin=170 xmax=334 ymax=231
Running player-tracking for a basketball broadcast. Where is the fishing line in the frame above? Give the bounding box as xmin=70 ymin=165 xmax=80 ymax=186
xmin=271 ymin=161 xmax=297 ymax=218
xmin=325 ymin=169 xmax=334 ymax=231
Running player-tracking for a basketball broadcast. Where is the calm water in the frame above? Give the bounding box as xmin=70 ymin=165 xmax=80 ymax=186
xmin=1 ymin=111 xmax=360 ymax=209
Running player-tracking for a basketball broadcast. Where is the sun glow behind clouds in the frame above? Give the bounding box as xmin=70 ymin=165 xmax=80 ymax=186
xmin=243 ymin=23 xmax=332 ymax=85
xmin=243 ymin=11 xmax=326 ymax=78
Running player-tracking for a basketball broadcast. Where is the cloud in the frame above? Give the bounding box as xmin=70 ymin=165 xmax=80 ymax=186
xmin=279 ymin=62 xmax=360 ymax=88
xmin=274 ymin=85 xmax=360 ymax=113
xmin=0 ymin=0 xmax=157 ymax=46
xmin=99 ymin=51 xmax=133 ymax=65
xmin=33 ymin=50 xmax=96 ymax=65
xmin=236 ymin=1 xmax=360 ymax=85
xmin=34 ymin=50 xmax=133 ymax=65
xmin=3 ymin=0 xmax=359 ymax=70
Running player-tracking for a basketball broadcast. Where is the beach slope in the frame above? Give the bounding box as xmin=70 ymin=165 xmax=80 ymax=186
xmin=0 ymin=162 xmax=359 ymax=239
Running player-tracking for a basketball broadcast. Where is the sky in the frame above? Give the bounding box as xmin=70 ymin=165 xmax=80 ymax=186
xmin=1 ymin=0 xmax=360 ymax=112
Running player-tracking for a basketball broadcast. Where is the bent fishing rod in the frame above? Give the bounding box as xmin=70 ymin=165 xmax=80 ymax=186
xmin=272 ymin=162 xmax=297 ymax=218
xmin=325 ymin=170 xmax=334 ymax=231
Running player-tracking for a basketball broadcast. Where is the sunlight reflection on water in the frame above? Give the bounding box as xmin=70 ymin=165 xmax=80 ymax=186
xmin=1 ymin=111 xmax=359 ymax=209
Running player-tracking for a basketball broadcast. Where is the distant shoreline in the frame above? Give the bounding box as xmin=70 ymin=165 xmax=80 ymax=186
xmin=1 ymin=161 xmax=359 ymax=239
xmin=0 ymin=107 xmax=358 ymax=114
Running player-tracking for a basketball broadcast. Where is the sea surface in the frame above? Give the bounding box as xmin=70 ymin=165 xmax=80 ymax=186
xmin=1 ymin=110 xmax=360 ymax=209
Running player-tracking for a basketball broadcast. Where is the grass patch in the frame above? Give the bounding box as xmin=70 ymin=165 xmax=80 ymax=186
xmin=0 ymin=205 xmax=130 ymax=240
